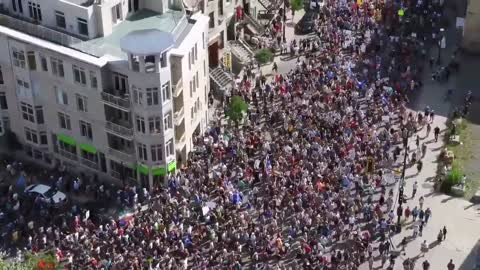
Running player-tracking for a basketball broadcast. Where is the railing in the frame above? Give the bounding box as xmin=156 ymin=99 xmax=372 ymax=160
xmin=175 ymin=134 xmax=186 ymax=147
xmin=105 ymin=121 xmax=133 ymax=138
xmin=101 ymin=92 xmax=131 ymax=110
xmin=174 ymin=107 xmax=184 ymax=125
xmin=110 ymin=170 xmax=137 ymax=183
xmin=172 ymin=78 xmax=183 ymax=97
xmin=108 ymin=147 xmax=135 ymax=162
xmin=59 ymin=149 xmax=78 ymax=161
xmin=0 ymin=11 xmax=84 ymax=47
xmin=80 ymin=157 xmax=99 ymax=169
xmin=244 ymin=13 xmax=265 ymax=34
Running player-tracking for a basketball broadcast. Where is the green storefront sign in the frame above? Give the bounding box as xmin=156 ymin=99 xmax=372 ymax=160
xmin=137 ymin=164 xmax=149 ymax=175
xmin=57 ymin=134 xmax=76 ymax=146
xmin=79 ymin=143 xmax=97 ymax=154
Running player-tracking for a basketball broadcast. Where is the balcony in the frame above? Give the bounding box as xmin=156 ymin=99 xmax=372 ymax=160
xmin=175 ymin=134 xmax=186 ymax=150
xmin=101 ymin=92 xmax=131 ymax=111
xmin=80 ymin=157 xmax=99 ymax=170
xmin=110 ymin=170 xmax=137 ymax=183
xmin=172 ymin=79 xmax=183 ymax=97
xmin=174 ymin=107 xmax=185 ymax=126
xmin=59 ymin=149 xmax=78 ymax=161
xmin=105 ymin=121 xmax=133 ymax=139
xmin=108 ymin=147 xmax=135 ymax=163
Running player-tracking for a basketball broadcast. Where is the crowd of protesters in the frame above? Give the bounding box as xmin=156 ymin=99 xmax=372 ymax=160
xmin=0 ymin=0 xmax=452 ymax=269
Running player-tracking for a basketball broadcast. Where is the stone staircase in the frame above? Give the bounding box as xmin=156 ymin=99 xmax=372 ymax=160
xmin=228 ymin=40 xmax=254 ymax=65
xmin=258 ymin=0 xmax=281 ymax=11
xmin=210 ymin=67 xmax=232 ymax=90
xmin=243 ymin=13 xmax=266 ymax=35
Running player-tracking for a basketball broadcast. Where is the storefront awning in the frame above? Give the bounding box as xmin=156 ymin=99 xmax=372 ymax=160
xmin=137 ymin=164 xmax=149 ymax=175
xmin=58 ymin=134 xmax=76 ymax=146
xmin=168 ymin=161 xmax=176 ymax=172
xmin=80 ymin=143 xmax=97 ymax=154
xmin=152 ymin=167 xmax=166 ymax=176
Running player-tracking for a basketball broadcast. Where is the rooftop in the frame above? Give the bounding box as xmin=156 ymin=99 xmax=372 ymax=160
xmin=71 ymin=9 xmax=186 ymax=59
xmin=63 ymin=0 xmax=95 ymax=7
xmin=120 ymin=29 xmax=175 ymax=55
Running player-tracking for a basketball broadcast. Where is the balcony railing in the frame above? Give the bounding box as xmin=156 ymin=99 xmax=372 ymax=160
xmin=59 ymin=149 xmax=78 ymax=161
xmin=108 ymin=147 xmax=135 ymax=163
xmin=174 ymin=107 xmax=184 ymax=125
xmin=105 ymin=121 xmax=133 ymax=138
xmin=175 ymin=134 xmax=186 ymax=148
xmin=110 ymin=170 xmax=137 ymax=183
xmin=101 ymin=92 xmax=131 ymax=110
xmin=80 ymin=157 xmax=99 ymax=170
xmin=172 ymin=79 xmax=183 ymax=97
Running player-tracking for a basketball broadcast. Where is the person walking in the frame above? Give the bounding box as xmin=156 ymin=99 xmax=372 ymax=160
xmin=426 ymin=123 xmax=431 ymax=137
xmin=447 ymin=259 xmax=455 ymax=270
xmin=404 ymin=205 xmax=411 ymax=220
xmin=422 ymin=259 xmax=430 ymax=270
xmin=412 ymin=181 xmax=418 ymax=198
xmin=442 ymin=226 xmax=447 ymax=240
xmin=412 ymin=206 xmax=419 ymax=221
xmin=420 ymin=240 xmax=428 ymax=256
xmin=425 ymin=208 xmax=432 ymax=224
xmin=434 ymin=126 xmax=440 ymax=142
xmin=419 ymin=196 xmax=425 ymax=209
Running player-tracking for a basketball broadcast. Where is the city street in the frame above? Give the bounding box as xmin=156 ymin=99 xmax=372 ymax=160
xmin=260 ymin=1 xmax=480 ymax=269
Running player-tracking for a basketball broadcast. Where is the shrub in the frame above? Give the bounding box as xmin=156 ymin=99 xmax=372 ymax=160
xmin=255 ymin=49 xmax=274 ymax=64
xmin=441 ymin=162 xmax=463 ymax=193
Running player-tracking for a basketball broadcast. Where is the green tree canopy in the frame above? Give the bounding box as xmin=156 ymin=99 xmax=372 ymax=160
xmin=290 ymin=0 xmax=303 ymax=12
xmin=226 ymin=95 xmax=248 ymax=127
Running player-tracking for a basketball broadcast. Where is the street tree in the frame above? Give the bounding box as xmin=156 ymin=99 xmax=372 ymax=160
xmin=226 ymin=95 xmax=248 ymax=128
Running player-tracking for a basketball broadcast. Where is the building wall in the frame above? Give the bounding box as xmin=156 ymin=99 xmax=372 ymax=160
xmin=464 ymin=0 xmax=480 ymax=53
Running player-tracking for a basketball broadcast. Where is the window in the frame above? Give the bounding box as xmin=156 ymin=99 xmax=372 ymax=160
xmin=58 ymin=112 xmax=71 ymax=130
xmin=80 ymin=120 xmax=93 ymax=140
xmin=27 ymin=51 xmax=36 ymax=70
xmin=12 ymin=0 xmax=23 ymax=13
xmin=163 ymin=112 xmax=172 ymax=131
xmin=189 ymin=81 xmax=193 ymax=97
xmin=35 ymin=106 xmax=44 ymax=124
xmin=77 ymin=18 xmax=89 ymax=36
xmin=0 ymin=92 xmax=7 ymax=110
xmin=20 ymin=102 xmax=34 ymax=122
xmin=162 ymin=82 xmax=171 ymax=102
xmin=203 ymin=60 xmax=206 ymax=76
xmin=160 ymin=52 xmax=167 ymax=68
xmin=146 ymin=88 xmax=159 ymax=105
xmin=40 ymin=55 xmax=48 ymax=71
xmin=0 ymin=66 xmax=3 ymax=84
xmin=51 ymin=58 xmax=64 ymax=77
xmin=194 ymin=43 xmax=198 ymax=60
xmin=196 ymin=71 xmax=199 ymax=87
xmin=209 ymin=12 xmax=214 ymax=28
xmin=165 ymin=139 xmax=174 ymax=157
xmin=39 ymin=131 xmax=47 ymax=145
xmin=2 ymin=117 xmax=10 ymax=131
xmin=191 ymin=48 xmax=195 ymax=64
xmin=73 ymin=65 xmax=86 ymax=85
xmin=112 ymin=4 xmax=122 ymax=24
xmin=193 ymin=75 xmax=196 ymax=91
xmin=133 ymin=87 xmax=143 ymax=105
xmin=17 ymin=79 xmax=29 ymax=89
xmin=76 ymin=94 xmax=87 ymax=112
xmin=55 ymin=11 xmax=66 ymax=28
xmin=150 ymin=144 xmax=163 ymax=162
xmin=55 ymin=87 xmax=68 ymax=105
xmin=24 ymin=127 xmax=38 ymax=144
xmin=137 ymin=143 xmax=147 ymax=161
xmin=145 ymin=55 xmax=156 ymax=73
xmin=28 ymin=2 xmax=42 ymax=21
xmin=113 ymin=73 xmax=127 ymax=93
xmin=148 ymin=116 xmax=161 ymax=134
xmin=90 ymin=71 xmax=98 ymax=89
xmin=12 ymin=49 xmax=25 ymax=68
xmin=188 ymin=53 xmax=191 ymax=70
xmin=202 ymin=33 xmax=205 ymax=49
xmin=135 ymin=115 xmax=146 ymax=133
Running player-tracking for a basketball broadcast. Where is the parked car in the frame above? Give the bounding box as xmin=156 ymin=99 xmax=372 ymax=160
xmin=295 ymin=11 xmax=319 ymax=34
xmin=24 ymin=184 xmax=67 ymax=207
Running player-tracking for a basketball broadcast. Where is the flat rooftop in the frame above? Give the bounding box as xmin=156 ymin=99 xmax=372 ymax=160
xmin=64 ymin=0 xmax=95 ymax=7
xmin=72 ymin=9 xmax=186 ymax=59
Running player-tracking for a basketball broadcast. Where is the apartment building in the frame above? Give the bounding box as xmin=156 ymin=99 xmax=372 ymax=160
xmin=0 ymin=0 xmax=209 ymax=188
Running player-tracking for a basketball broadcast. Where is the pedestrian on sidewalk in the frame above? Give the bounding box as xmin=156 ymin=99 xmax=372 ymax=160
xmin=412 ymin=206 xmax=419 ymax=221
xmin=420 ymin=240 xmax=428 ymax=256
xmin=434 ymin=126 xmax=440 ymax=142
xmin=404 ymin=205 xmax=411 ymax=220
xmin=422 ymin=259 xmax=430 ymax=270
xmin=442 ymin=226 xmax=447 ymax=240
xmin=419 ymin=220 xmax=424 ymax=236
xmin=429 ymin=111 xmax=435 ymax=123
xmin=272 ymin=62 xmax=278 ymax=73
xmin=419 ymin=196 xmax=425 ymax=209
xmin=425 ymin=207 xmax=432 ymax=224
xmin=426 ymin=123 xmax=431 ymax=137
xmin=412 ymin=181 xmax=418 ymax=198
xmin=447 ymin=259 xmax=455 ymax=270
xmin=413 ymin=224 xmax=419 ymax=238
xmin=422 ymin=143 xmax=427 ymax=158
xmin=417 ymin=161 xmax=423 ymax=174
xmin=419 ymin=208 xmax=425 ymax=221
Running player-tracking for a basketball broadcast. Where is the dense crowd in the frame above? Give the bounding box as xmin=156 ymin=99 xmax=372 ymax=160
xmin=1 ymin=0 xmax=449 ymax=269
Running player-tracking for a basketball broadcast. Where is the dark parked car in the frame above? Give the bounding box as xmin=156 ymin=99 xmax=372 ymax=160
xmin=295 ymin=11 xmax=318 ymax=34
